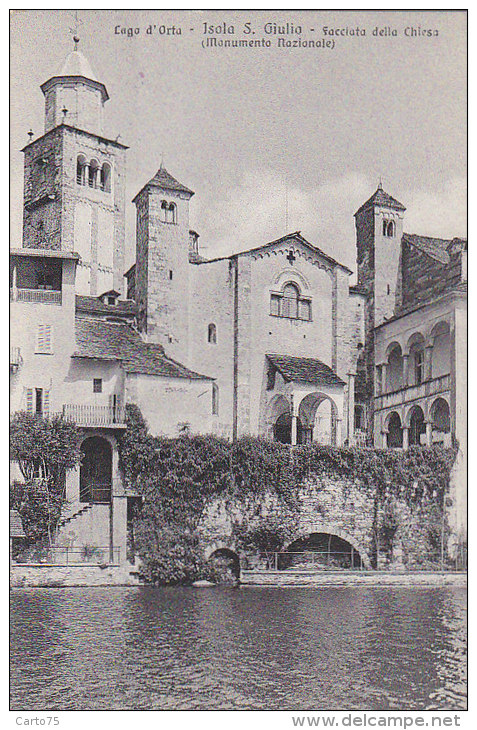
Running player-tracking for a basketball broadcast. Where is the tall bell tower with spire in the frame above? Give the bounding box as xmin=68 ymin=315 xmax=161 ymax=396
xmin=22 ymin=31 xmax=127 ymax=295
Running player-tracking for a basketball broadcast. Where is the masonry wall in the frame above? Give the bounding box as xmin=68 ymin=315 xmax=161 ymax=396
xmin=134 ymin=188 xmax=191 ymax=363
xmin=22 ymin=129 xmax=64 ymax=251
xmin=199 ymin=473 xmax=448 ymax=570
xmin=188 ymin=259 xmax=235 ymax=438
xmin=22 ymin=126 xmax=127 ymax=295
xmin=61 ymin=127 xmax=126 ymax=295
xmin=125 ymin=374 xmax=214 ymax=437
xmin=248 ymin=246 xmax=336 ymax=436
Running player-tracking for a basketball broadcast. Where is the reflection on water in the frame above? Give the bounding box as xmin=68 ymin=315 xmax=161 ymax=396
xmin=10 ymin=586 xmax=466 ymax=711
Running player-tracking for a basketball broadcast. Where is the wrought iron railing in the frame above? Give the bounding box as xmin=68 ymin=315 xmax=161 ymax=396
xmin=12 ymin=545 xmax=120 ymax=566
xmin=79 ymin=484 xmax=111 ymax=504
xmin=241 ymin=550 xmax=365 ymax=571
xmin=11 ymin=288 xmax=62 ymax=305
xmin=62 ymin=404 xmax=126 ymax=427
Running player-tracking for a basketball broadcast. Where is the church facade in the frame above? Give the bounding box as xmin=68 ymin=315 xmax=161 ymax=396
xmin=10 ymin=44 xmax=467 ymax=565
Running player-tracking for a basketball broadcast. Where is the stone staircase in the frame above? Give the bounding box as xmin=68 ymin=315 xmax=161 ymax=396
xmin=58 ymin=503 xmax=92 ymax=528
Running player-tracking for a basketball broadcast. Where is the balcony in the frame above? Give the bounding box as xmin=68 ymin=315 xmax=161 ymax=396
xmin=62 ymin=404 xmax=126 ymax=428
xmin=10 ymin=346 xmax=22 ymax=371
xmin=10 ymin=287 xmax=62 ymax=305
xmin=375 ymin=374 xmax=451 ymax=412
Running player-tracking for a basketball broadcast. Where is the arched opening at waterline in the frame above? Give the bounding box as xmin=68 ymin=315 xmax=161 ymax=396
xmin=281 ymin=532 xmax=364 ymax=570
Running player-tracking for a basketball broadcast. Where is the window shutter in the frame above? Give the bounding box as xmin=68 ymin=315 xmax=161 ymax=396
xmin=43 ymin=390 xmax=50 ymax=418
xmin=25 ymin=388 xmax=33 ymax=413
xmin=36 ymin=324 xmax=52 ymax=354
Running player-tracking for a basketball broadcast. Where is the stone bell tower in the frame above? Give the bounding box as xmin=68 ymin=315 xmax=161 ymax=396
xmin=133 ymin=165 xmax=194 ymax=363
xmin=354 ymin=183 xmax=406 ymax=440
xmin=22 ymin=38 xmax=127 ymax=295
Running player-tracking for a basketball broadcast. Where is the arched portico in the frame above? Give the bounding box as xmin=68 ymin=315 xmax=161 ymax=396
xmin=298 ymin=392 xmax=339 ymax=445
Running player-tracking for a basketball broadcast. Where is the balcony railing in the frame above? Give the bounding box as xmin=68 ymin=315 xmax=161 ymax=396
xmin=375 ymin=374 xmax=451 ymax=411
xmin=62 ymin=404 xmax=126 ymax=428
xmin=10 ymin=346 xmax=22 ymax=369
xmin=10 ymin=288 xmax=62 ymax=305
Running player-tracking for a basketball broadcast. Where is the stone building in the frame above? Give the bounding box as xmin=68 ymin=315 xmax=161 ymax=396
xmin=10 ymin=43 xmax=466 ymax=565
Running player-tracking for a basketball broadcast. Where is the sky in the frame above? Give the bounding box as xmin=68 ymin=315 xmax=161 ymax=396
xmin=10 ymin=9 xmax=467 ymax=276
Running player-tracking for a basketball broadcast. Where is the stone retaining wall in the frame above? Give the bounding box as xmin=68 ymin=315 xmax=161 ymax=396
xmin=10 ymin=563 xmax=140 ymax=588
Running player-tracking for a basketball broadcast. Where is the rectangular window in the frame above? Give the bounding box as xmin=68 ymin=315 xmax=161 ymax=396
xmin=270 ymin=294 xmax=281 ymax=316
xmin=36 ymin=324 xmax=53 ymax=354
xmin=299 ymin=300 xmax=311 ymax=321
xmin=93 ymin=378 xmax=103 ymax=393
xmin=30 ymin=388 xmax=49 ymax=416
xmin=35 ymin=388 xmax=43 ymax=415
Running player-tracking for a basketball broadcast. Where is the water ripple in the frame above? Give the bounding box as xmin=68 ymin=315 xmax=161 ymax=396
xmin=10 ymin=586 xmax=467 ymax=711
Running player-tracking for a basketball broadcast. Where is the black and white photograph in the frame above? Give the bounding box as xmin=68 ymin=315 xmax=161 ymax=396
xmin=9 ymin=8 xmax=467 ymax=716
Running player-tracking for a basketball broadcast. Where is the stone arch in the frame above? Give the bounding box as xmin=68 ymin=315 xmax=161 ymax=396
xmin=298 ymin=392 xmax=339 ymax=445
xmin=80 ymin=435 xmax=113 ymax=503
xmin=406 ymin=404 xmax=426 ymax=446
xmin=406 ymin=332 xmax=426 ymax=385
xmin=88 ymin=158 xmax=100 ymax=188
xmin=385 ymin=342 xmax=403 ymax=392
xmin=266 ymin=394 xmax=291 ymax=441
xmin=406 ymin=331 xmax=425 ymax=354
xmin=76 ymin=154 xmax=87 ymax=186
xmin=207 ymin=548 xmax=241 ymax=579
xmin=430 ymin=397 xmax=451 ymax=445
xmin=384 ymin=411 xmax=403 ymax=448
xmin=430 ymin=320 xmax=451 ymax=378
xmin=272 ymin=268 xmax=311 ymax=292
xmin=285 ymin=525 xmax=371 ymax=569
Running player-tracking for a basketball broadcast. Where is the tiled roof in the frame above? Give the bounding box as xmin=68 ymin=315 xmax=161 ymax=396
xmin=11 ymin=248 xmax=80 ymax=260
xmin=397 ymin=232 xmax=466 ymax=314
xmin=76 ymin=295 xmax=137 ymax=319
xmin=10 ymin=510 xmax=26 ymax=538
xmin=74 ymin=317 xmax=211 ymax=380
xmin=267 ymin=354 xmax=345 ymax=387
xmin=355 ymin=185 xmax=406 ymax=216
xmin=133 ymin=166 xmax=194 ymax=202
xmin=349 ymin=283 xmax=367 ymax=295
xmin=402 ymin=233 xmax=451 ymax=264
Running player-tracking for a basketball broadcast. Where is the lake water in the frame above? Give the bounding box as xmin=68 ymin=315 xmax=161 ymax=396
xmin=10 ymin=586 xmax=466 ymax=711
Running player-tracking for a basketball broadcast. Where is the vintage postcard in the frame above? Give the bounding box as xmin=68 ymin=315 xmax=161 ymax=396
xmin=9 ymin=9 xmax=467 ymax=717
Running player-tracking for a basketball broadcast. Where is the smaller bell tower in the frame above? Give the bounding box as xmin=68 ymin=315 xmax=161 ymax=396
xmin=355 ymin=182 xmax=406 ymax=327
xmin=134 ymin=166 xmax=194 ymax=363
xmin=354 ymin=183 xmax=406 ymax=441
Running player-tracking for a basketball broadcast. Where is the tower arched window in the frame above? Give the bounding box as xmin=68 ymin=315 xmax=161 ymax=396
xmin=208 ymin=323 xmax=217 ymax=344
xmin=160 ymin=200 xmax=168 ymax=222
xmin=383 ymin=220 xmax=395 ymax=237
xmin=100 ymin=162 xmax=111 ymax=193
xmin=168 ymin=202 xmax=177 ymax=224
xmin=88 ymin=159 xmax=99 ymax=189
xmin=76 ymin=155 xmax=87 ymax=186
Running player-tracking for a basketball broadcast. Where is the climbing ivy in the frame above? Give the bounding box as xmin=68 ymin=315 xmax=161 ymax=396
xmin=119 ymin=405 xmax=457 ymax=581
xmin=119 ymin=405 xmax=456 ymax=520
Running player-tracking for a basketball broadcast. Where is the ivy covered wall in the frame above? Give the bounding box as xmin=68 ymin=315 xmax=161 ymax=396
xmin=119 ymin=405 xmax=458 ymax=579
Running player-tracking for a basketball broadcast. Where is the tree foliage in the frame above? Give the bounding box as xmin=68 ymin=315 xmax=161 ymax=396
xmin=10 ymin=412 xmax=81 ymax=543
